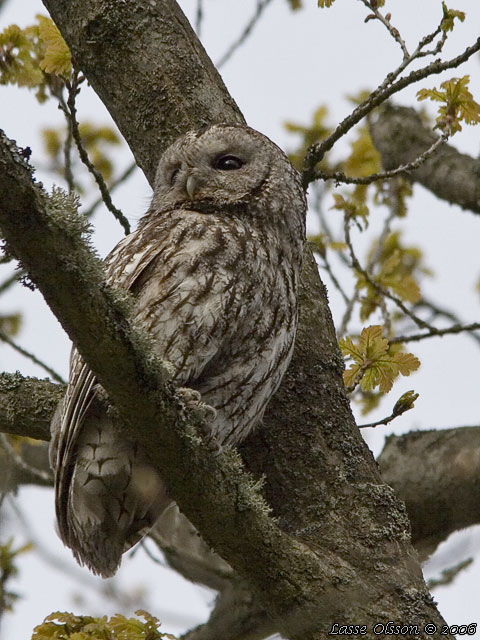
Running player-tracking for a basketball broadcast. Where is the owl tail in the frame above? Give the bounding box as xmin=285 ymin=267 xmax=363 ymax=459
xmin=58 ymin=417 xmax=170 ymax=578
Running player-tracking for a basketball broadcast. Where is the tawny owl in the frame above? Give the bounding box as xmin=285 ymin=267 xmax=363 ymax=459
xmin=49 ymin=123 xmax=306 ymax=577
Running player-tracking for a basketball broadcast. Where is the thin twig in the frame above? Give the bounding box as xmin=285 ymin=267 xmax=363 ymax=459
xmin=0 ymin=434 xmax=53 ymax=483
xmin=317 ymin=252 xmax=350 ymax=305
xmin=343 ymin=216 xmax=433 ymax=332
xmin=62 ymin=103 xmax=76 ymax=193
xmin=427 ymin=558 xmax=473 ymax=590
xmin=391 ymin=321 xmax=480 ymax=345
xmin=0 ymin=271 xmax=22 ymax=295
xmin=360 ymin=0 xmax=409 ymax=60
xmin=0 ymin=331 xmax=66 ymax=384
xmin=195 ymin=0 xmax=203 ymax=37
xmin=413 ymin=299 xmax=480 ymax=348
xmin=358 ymin=412 xmax=398 ymax=430
xmin=314 ymin=134 xmax=448 ymax=186
xmin=81 ymin=162 xmax=137 ymax=219
xmin=140 ymin=539 xmax=166 ymax=566
xmin=302 ymin=36 xmax=480 ymax=186
xmin=337 ymin=207 xmax=396 ymax=337
xmin=414 ymin=28 xmax=447 ymax=59
xmin=216 ymin=0 xmax=274 ymax=69
xmin=65 ymin=72 xmax=131 ymax=235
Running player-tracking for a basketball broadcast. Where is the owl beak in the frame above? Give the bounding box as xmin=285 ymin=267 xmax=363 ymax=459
xmin=185 ymin=174 xmax=199 ymax=200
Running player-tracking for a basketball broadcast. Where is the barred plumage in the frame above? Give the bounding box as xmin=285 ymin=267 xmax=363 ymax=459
xmin=50 ymin=124 xmax=306 ymax=576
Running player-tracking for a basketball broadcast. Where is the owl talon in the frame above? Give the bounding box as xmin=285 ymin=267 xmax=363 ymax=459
xmin=177 ymin=387 xmax=219 ymax=448
xmin=176 ymin=387 xmax=202 ymax=408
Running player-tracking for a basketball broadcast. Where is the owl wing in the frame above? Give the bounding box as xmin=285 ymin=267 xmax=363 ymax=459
xmin=51 ymin=217 xmax=226 ymax=542
xmin=51 ymin=230 xmax=185 ymax=539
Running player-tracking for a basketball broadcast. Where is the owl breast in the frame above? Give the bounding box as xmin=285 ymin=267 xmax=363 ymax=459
xmin=108 ymin=206 xmax=300 ymax=444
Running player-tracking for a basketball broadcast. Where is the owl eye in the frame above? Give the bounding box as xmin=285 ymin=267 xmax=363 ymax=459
xmin=170 ymin=167 xmax=180 ymax=185
xmin=213 ymin=155 xmax=244 ymax=171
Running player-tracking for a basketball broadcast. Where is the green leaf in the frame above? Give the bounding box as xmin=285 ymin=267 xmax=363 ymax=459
xmin=37 ymin=15 xmax=71 ymax=77
xmin=417 ymin=76 xmax=480 ymax=134
xmin=440 ymin=2 xmax=465 ymax=32
xmin=340 ymin=326 xmax=420 ymax=393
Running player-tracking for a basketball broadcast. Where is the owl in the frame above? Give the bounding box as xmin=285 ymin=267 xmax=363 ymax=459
xmin=49 ymin=123 xmax=306 ymax=577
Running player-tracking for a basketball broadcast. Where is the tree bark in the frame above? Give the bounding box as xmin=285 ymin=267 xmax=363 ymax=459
xmin=378 ymin=426 xmax=480 ymax=562
xmin=370 ymin=104 xmax=480 ymax=214
xmin=0 ymin=0 xmax=461 ymax=637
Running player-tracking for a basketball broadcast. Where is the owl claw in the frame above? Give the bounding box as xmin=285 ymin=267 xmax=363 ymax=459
xmin=176 ymin=387 xmax=221 ymax=452
xmin=176 ymin=387 xmax=202 ymax=407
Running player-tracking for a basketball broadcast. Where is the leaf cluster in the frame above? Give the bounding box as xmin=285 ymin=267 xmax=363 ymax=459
xmin=0 ymin=16 xmax=71 ymax=102
xmin=417 ymin=75 xmax=480 ymax=135
xmin=357 ymin=231 xmax=429 ymax=321
xmin=32 ymin=610 xmax=176 ymax=640
xmin=42 ymin=123 xmax=121 ymax=186
xmin=340 ymin=325 xmax=420 ymax=394
xmin=285 ymin=106 xmax=332 ymax=171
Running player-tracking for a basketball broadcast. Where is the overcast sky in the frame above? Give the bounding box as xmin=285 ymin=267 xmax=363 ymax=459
xmin=1 ymin=0 xmax=480 ymax=637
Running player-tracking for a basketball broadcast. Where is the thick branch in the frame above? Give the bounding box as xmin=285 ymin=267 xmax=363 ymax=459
xmin=0 ymin=117 xmax=446 ymax=639
xmin=0 ymin=372 xmax=63 ymax=441
xmin=4 ymin=376 xmax=480 ymax=564
xmin=370 ymin=104 xmax=480 ymax=214
xmin=378 ymin=426 xmax=480 ymax=561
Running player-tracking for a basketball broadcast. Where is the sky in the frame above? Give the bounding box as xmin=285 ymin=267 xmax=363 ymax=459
xmin=1 ymin=0 xmax=480 ymax=637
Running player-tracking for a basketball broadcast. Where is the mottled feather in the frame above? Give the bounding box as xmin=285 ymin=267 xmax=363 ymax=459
xmin=50 ymin=123 xmax=306 ymax=576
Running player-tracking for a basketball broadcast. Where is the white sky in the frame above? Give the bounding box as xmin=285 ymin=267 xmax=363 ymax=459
xmin=1 ymin=0 xmax=480 ymax=637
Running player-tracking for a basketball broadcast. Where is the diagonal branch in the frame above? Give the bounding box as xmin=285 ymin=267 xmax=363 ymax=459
xmin=370 ymin=104 xmax=480 ymax=215
xmin=302 ymin=36 xmax=480 ymax=186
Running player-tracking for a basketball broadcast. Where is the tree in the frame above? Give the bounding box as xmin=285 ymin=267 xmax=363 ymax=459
xmin=1 ymin=1 xmax=479 ymax=638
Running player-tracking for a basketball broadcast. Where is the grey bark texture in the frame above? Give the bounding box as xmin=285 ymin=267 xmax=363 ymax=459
xmin=0 ymin=0 xmax=470 ymax=638
xmin=378 ymin=427 xmax=480 ymax=562
xmin=370 ymin=104 xmax=480 ymax=214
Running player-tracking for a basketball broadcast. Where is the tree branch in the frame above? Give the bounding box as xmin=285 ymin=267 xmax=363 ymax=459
xmin=378 ymin=426 xmax=480 ymax=561
xmin=0 ymin=372 xmax=63 ymax=441
xmin=370 ymin=104 xmax=480 ymax=214
xmin=1 ymin=129 xmax=343 ymax=639
xmin=302 ymin=36 xmax=480 ymax=186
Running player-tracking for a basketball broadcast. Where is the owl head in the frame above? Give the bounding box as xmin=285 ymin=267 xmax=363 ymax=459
xmin=151 ymin=123 xmax=305 ymax=218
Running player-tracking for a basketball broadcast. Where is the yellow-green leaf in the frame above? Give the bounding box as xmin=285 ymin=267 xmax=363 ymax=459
xmin=440 ymin=2 xmax=465 ymax=32
xmin=417 ymin=76 xmax=480 ymax=134
xmin=343 ymin=127 xmax=381 ymax=178
xmin=340 ymin=326 xmax=420 ymax=394
xmin=392 ymin=351 xmax=421 ymax=376
xmin=37 ymin=15 xmax=71 ymax=77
